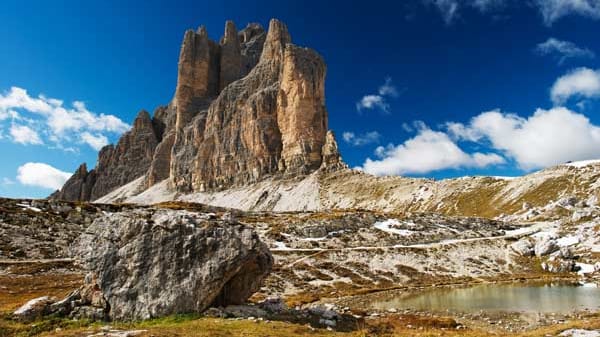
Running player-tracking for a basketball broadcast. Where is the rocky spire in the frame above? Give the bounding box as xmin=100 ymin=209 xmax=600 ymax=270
xmin=219 ymin=20 xmax=242 ymax=91
xmin=260 ymin=19 xmax=291 ymax=62
xmin=321 ymin=130 xmax=347 ymax=171
xmin=52 ymin=19 xmax=346 ymax=201
xmin=49 ymin=163 xmax=96 ymax=201
xmin=174 ymin=27 xmax=218 ymax=130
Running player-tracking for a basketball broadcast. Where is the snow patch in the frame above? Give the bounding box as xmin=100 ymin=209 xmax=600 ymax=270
xmin=557 ymin=236 xmax=580 ymax=247
xmin=576 ymin=263 xmax=596 ymax=275
xmin=373 ymin=219 xmax=414 ymax=236
xmin=560 ymin=329 xmax=600 ymax=337
xmin=564 ymin=159 xmax=600 ymax=168
xmin=16 ymin=203 xmax=41 ymax=212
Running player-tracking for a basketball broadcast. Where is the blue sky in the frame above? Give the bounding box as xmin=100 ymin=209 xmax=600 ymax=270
xmin=2 ymin=0 xmax=600 ymax=198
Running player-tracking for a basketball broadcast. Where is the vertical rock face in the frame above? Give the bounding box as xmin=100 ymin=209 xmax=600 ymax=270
xmin=219 ymin=21 xmax=242 ymax=91
xmin=52 ymin=18 xmax=344 ymax=201
xmin=90 ymin=110 xmax=160 ymax=200
xmin=277 ymin=45 xmax=328 ymax=174
xmin=170 ymin=19 xmax=341 ymax=191
xmin=49 ymin=163 xmax=96 ymax=201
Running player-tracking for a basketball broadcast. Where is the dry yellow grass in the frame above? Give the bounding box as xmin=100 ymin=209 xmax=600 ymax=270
xmin=0 ymin=273 xmax=82 ymax=314
xmin=0 ymin=314 xmax=587 ymax=337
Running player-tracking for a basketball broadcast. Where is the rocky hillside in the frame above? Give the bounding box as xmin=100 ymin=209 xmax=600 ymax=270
xmin=51 ymin=19 xmax=344 ymax=201
xmin=94 ymin=160 xmax=600 ymax=221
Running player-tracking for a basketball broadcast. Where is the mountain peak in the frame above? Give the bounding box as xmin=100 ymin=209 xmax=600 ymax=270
xmin=52 ymin=19 xmax=344 ymax=201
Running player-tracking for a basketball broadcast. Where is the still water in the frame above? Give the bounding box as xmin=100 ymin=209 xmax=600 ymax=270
xmin=371 ymin=283 xmax=600 ymax=313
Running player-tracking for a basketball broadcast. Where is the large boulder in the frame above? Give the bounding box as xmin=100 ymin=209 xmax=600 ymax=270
xmin=72 ymin=208 xmax=273 ymax=320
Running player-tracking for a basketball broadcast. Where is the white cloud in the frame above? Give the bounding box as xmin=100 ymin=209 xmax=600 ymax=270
xmin=0 ymin=87 xmax=129 ymax=150
xmin=356 ymin=95 xmax=390 ymax=113
xmin=425 ymin=0 xmax=600 ymax=25
xmin=446 ymin=121 xmax=481 ymax=141
xmin=356 ymin=78 xmax=398 ymax=113
xmin=533 ymin=0 xmax=600 ymax=25
xmin=0 ymin=109 xmax=20 ymax=121
xmin=17 ymin=162 xmax=72 ymax=190
xmin=472 ymin=0 xmax=506 ymax=12
xmin=359 ymin=126 xmax=504 ymax=176
xmin=342 ymin=131 xmax=382 ymax=146
xmin=425 ymin=0 xmax=507 ymax=24
xmin=378 ymin=78 xmax=399 ymax=97
xmin=9 ymin=124 xmax=43 ymax=145
xmin=80 ymin=132 xmax=109 ymax=151
xmin=535 ymin=38 xmax=595 ymax=64
xmin=428 ymin=0 xmax=461 ymax=24
xmin=550 ymin=67 xmax=600 ymax=104
xmin=449 ymin=107 xmax=600 ymax=170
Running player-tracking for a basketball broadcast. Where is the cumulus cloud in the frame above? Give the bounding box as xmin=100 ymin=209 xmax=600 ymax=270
xmin=533 ymin=0 xmax=600 ymax=25
xmin=550 ymin=67 xmax=600 ymax=104
xmin=9 ymin=124 xmax=43 ymax=145
xmin=535 ymin=38 xmax=595 ymax=64
xmin=342 ymin=131 xmax=382 ymax=146
xmin=449 ymin=107 xmax=600 ymax=170
xmin=0 ymin=109 xmax=20 ymax=121
xmin=359 ymin=125 xmax=504 ymax=176
xmin=80 ymin=132 xmax=109 ymax=151
xmin=17 ymin=162 xmax=72 ymax=190
xmin=356 ymin=78 xmax=399 ymax=114
xmin=0 ymin=87 xmax=129 ymax=150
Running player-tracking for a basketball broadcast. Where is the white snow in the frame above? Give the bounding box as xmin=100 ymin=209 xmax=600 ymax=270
xmin=16 ymin=203 xmax=41 ymax=212
xmin=373 ymin=219 xmax=413 ymax=236
xmin=273 ymin=241 xmax=290 ymax=250
xmin=490 ymin=176 xmax=518 ymax=180
xmin=557 ymin=236 xmax=580 ymax=247
xmin=560 ymin=329 xmax=600 ymax=337
xmin=564 ymin=159 xmax=600 ymax=168
xmin=300 ymin=237 xmax=328 ymax=241
xmin=576 ymin=263 xmax=596 ymax=275
xmin=504 ymin=222 xmax=556 ymax=237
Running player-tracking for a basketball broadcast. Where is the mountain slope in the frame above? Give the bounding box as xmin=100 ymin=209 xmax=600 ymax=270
xmin=96 ymin=160 xmax=600 ymax=219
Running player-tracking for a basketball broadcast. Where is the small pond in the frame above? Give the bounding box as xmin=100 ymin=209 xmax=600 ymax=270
xmin=371 ymin=282 xmax=600 ymax=313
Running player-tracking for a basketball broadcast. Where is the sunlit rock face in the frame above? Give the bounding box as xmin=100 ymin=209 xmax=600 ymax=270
xmin=52 ymin=18 xmax=342 ymax=201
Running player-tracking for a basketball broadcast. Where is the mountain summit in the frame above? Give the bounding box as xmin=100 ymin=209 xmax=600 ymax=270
xmin=52 ymin=19 xmax=345 ymax=201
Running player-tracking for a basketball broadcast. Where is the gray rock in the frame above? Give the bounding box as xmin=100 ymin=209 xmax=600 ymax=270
xmin=557 ymin=246 xmax=574 ymax=259
xmin=258 ymin=296 xmax=287 ymax=313
xmin=510 ymin=239 xmax=534 ymax=256
xmin=535 ymin=237 xmax=559 ymax=256
xmin=12 ymin=296 xmax=57 ymax=322
xmin=54 ymin=19 xmax=345 ymax=200
xmin=73 ymin=209 xmax=273 ymax=320
xmin=223 ymin=305 xmax=267 ymax=318
xmin=542 ymin=257 xmax=576 ymax=273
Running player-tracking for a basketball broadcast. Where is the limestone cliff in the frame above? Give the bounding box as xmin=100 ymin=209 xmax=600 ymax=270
xmin=51 ymin=19 xmax=343 ymax=201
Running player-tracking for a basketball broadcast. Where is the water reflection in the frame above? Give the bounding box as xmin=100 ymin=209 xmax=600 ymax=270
xmin=372 ymin=282 xmax=600 ymax=313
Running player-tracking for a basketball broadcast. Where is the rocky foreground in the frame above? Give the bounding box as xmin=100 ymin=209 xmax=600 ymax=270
xmin=2 ymin=196 xmax=600 ymax=336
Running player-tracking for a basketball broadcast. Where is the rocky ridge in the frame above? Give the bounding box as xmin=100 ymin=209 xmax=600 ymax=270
xmin=52 ymin=19 xmax=344 ymax=201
